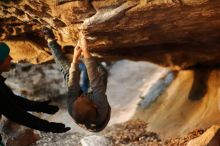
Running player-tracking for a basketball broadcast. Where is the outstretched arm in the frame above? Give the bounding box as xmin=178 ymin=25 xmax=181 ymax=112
xmin=0 ymin=95 xmax=70 ymax=133
xmin=67 ymin=42 xmax=82 ymax=111
xmin=12 ymin=94 xmax=59 ymax=114
xmin=80 ymin=32 xmax=109 ymax=108
xmin=80 ymin=32 xmax=92 ymax=59
xmin=2 ymin=77 xmax=59 ymax=114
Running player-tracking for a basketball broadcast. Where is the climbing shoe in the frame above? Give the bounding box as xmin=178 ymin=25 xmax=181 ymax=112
xmin=42 ymin=27 xmax=55 ymax=41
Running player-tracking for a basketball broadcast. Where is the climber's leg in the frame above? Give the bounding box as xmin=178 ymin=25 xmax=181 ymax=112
xmin=48 ymin=40 xmax=70 ymax=82
xmin=79 ymin=61 xmax=90 ymax=93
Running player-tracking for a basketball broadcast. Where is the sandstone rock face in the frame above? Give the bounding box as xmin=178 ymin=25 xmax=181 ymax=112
xmin=136 ymin=68 xmax=220 ymax=138
xmin=1 ymin=0 xmax=220 ymax=69
xmin=187 ymin=125 xmax=220 ymax=146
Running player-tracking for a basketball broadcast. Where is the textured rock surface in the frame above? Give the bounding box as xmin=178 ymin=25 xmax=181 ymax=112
xmin=1 ymin=0 xmax=220 ymax=69
xmin=32 ymin=132 xmax=84 ymax=146
xmin=165 ymin=129 xmax=205 ymax=145
xmin=136 ymin=67 xmax=220 ymax=138
xmin=0 ymin=118 xmax=40 ymax=146
xmin=187 ymin=125 xmax=220 ymax=146
xmin=81 ymin=135 xmax=110 ymax=146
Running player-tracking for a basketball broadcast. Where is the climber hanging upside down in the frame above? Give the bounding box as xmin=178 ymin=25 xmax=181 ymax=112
xmin=43 ymin=28 xmax=111 ymax=132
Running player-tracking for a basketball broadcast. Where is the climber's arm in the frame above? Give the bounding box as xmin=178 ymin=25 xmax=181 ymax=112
xmin=80 ymin=32 xmax=109 ymax=108
xmin=67 ymin=42 xmax=82 ymax=114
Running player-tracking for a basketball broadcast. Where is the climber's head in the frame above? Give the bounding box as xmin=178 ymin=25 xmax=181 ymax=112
xmin=0 ymin=43 xmax=12 ymax=72
xmin=71 ymin=95 xmax=98 ymax=131
xmin=70 ymin=94 xmax=111 ymax=132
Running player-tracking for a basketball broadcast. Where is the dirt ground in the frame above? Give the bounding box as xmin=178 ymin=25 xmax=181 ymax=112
xmin=105 ymin=120 xmax=205 ymax=146
xmin=32 ymin=119 xmax=205 ymax=146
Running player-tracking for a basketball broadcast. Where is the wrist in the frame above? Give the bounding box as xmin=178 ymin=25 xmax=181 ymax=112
xmin=72 ymin=58 xmax=79 ymax=63
xmin=82 ymin=50 xmax=91 ymax=58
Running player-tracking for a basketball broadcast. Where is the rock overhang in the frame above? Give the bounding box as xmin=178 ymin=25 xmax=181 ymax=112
xmin=0 ymin=0 xmax=220 ymax=69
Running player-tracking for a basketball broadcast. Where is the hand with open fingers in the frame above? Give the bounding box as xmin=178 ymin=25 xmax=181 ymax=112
xmin=45 ymin=122 xmax=71 ymax=133
xmin=42 ymin=27 xmax=55 ymax=41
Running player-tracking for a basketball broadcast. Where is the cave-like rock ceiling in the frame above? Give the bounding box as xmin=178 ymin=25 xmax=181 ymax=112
xmin=0 ymin=0 xmax=220 ymax=70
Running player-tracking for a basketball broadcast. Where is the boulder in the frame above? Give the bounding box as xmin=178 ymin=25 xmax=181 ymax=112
xmin=81 ymin=135 xmax=110 ymax=146
xmin=1 ymin=0 xmax=220 ymax=69
xmin=0 ymin=118 xmax=40 ymax=146
xmin=187 ymin=125 xmax=220 ymax=146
